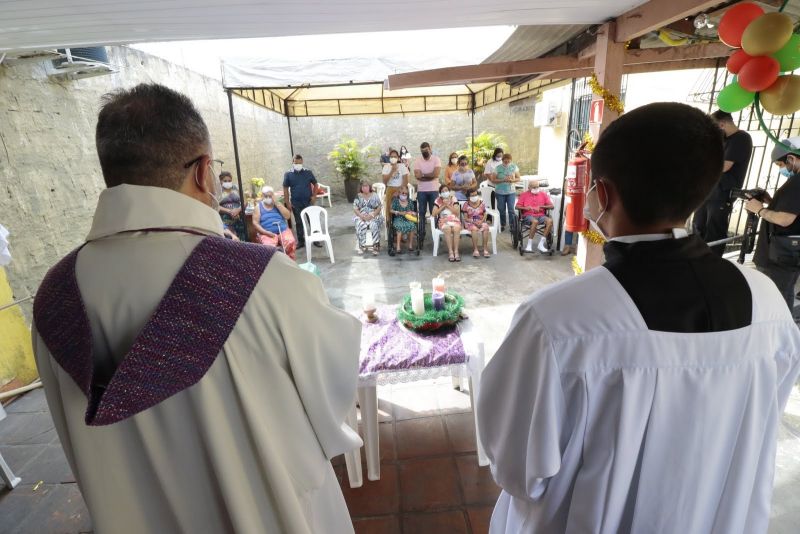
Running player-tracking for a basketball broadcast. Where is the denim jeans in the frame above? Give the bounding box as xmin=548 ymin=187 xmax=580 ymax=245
xmin=757 ymin=264 xmax=800 ymax=311
xmin=495 ymin=193 xmax=517 ymax=229
xmin=416 ymin=191 xmax=439 ymax=241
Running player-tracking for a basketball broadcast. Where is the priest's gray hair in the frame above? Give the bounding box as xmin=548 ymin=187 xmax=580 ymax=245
xmin=95 ymin=83 xmax=210 ymax=190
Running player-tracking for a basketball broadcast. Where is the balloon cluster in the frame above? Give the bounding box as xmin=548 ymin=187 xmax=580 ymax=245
xmin=717 ymin=3 xmax=800 ymax=114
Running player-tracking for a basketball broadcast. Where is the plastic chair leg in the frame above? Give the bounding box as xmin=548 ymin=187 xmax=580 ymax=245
xmin=344 ymin=400 xmax=363 ymax=488
xmin=357 ymin=386 xmax=380 ymax=481
xmin=325 ymin=237 xmax=335 ymax=263
xmin=0 ymin=451 xmax=21 ymax=489
xmin=306 ymin=239 xmax=312 ymax=263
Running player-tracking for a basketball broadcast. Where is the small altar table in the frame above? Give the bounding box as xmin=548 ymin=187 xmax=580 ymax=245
xmin=344 ymin=305 xmax=487 ymax=487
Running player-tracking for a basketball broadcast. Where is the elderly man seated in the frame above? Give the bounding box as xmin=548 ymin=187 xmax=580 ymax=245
xmin=516 ymin=180 xmax=554 ymax=235
xmin=253 ymin=186 xmax=297 ymax=259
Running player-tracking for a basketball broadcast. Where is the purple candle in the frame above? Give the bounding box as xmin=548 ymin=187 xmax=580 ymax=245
xmin=432 ymin=292 xmax=445 ymax=311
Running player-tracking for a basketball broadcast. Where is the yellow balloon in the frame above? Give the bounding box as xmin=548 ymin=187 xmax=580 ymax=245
xmin=761 ymin=75 xmax=800 ymax=115
xmin=742 ymin=12 xmax=794 ymax=56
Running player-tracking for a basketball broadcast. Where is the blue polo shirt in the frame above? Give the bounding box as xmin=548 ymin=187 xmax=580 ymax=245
xmin=282 ymin=168 xmax=317 ymax=204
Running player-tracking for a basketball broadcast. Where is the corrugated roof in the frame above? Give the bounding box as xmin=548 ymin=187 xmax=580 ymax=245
xmin=483 ymin=25 xmax=589 ymax=64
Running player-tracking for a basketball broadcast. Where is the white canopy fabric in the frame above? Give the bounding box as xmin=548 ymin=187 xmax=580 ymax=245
xmin=2 ymin=0 xmax=647 ymax=52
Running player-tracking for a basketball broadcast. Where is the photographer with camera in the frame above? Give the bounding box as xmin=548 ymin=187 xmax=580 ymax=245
xmin=745 ymin=137 xmax=800 ymax=310
xmin=694 ymin=110 xmax=753 ymax=256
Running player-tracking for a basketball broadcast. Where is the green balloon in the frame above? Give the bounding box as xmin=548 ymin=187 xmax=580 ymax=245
xmin=774 ymin=33 xmax=800 ymax=72
xmin=717 ymin=82 xmax=755 ymax=112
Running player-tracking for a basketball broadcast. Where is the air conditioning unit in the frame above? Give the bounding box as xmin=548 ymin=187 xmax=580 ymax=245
xmin=47 ymin=47 xmax=116 ymax=81
xmin=534 ymin=100 xmax=562 ymax=128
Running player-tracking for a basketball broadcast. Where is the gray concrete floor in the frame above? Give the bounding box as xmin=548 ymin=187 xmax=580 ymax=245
xmin=1 ymin=201 xmax=799 ymax=532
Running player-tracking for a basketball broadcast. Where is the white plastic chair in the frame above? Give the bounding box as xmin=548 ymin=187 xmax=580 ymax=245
xmin=300 ymin=206 xmax=334 ymax=263
xmin=478 ymin=181 xmax=494 ymax=208
xmin=0 ymin=403 xmax=21 ymax=489
xmin=430 ymin=207 xmax=499 ymax=257
xmin=372 ymin=182 xmax=386 ymax=200
xmin=407 ymin=183 xmax=416 ymax=202
xmin=316 ymin=183 xmax=332 ymax=207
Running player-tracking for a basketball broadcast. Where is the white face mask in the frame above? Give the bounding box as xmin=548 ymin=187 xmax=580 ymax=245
xmin=399 ymin=194 xmax=408 ymax=201
xmin=222 ymin=181 xmax=233 ymax=190
xmin=451 ymin=158 xmax=458 ymax=165
xmin=293 ymin=163 xmax=303 ymax=171
xmin=264 ymin=197 xmax=274 ymax=206
xmin=390 ymin=157 xmax=398 ymax=164
xmin=583 ymin=182 xmax=608 ymax=240
xmin=494 ymin=155 xmax=502 ymax=161
xmin=530 ymin=187 xmax=540 ymax=194
xmin=441 ymin=191 xmax=451 ymax=198
xmin=469 ymin=196 xmax=479 ymax=203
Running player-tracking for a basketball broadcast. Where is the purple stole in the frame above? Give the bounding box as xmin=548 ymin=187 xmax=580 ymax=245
xmin=33 ymin=237 xmax=276 ymax=426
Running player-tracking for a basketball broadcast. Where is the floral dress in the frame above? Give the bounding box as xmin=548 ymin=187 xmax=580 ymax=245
xmin=463 ymin=200 xmax=489 ymax=232
xmin=353 ymin=193 xmax=383 ymax=249
xmin=392 ymin=198 xmax=417 ymax=234
xmin=219 ymin=188 xmax=247 ymax=241
xmin=435 ymin=198 xmax=461 ymax=230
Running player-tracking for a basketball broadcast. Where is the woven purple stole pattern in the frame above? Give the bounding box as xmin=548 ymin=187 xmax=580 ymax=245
xmin=34 ymin=237 xmax=277 ymax=426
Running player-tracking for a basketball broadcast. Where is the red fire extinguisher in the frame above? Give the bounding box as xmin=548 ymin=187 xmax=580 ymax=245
xmin=564 ymin=142 xmax=591 ymax=233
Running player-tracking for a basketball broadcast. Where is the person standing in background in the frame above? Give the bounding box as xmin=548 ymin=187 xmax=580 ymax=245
xmin=413 ymin=141 xmax=442 ymax=249
xmin=444 ymin=152 xmax=459 ymax=184
xmin=282 ymin=154 xmax=317 ymax=250
xmin=693 ymin=110 xmax=752 ymax=255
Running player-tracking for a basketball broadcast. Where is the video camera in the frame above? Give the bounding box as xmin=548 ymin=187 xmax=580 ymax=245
xmin=730 ymin=188 xmax=769 ymax=202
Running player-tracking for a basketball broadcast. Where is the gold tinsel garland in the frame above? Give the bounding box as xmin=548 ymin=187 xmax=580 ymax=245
xmin=572 ymin=256 xmax=583 ymax=276
xmin=588 ymin=73 xmax=625 ymax=115
xmin=582 ymin=132 xmax=595 ymax=152
xmin=581 ymin=229 xmax=606 ymax=245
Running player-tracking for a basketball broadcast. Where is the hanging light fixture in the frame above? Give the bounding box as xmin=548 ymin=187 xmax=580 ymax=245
xmin=694 ymin=13 xmax=712 ymax=29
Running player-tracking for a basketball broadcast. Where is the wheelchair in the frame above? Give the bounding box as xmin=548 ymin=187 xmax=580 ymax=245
xmin=510 ymin=207 xmax=554 ymax=256
xmin=387 ymin=205 xmax=421 ymax=257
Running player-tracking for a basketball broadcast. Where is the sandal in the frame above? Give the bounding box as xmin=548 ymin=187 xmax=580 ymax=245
xmin=473 ymin=250 xmax=480 ymax=258
xmin=483 ymin=250 xmax=491 ymax=258
xmin=449 ymin=253 xmax=456 ymax=262
xmin=455 ymin=254 xmax=461 ymax=262
xmin=372 ymin=248 xmax=379 ymax=256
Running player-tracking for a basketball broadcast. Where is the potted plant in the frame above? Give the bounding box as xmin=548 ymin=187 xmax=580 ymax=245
xmin=460 ymin=131 xmax=508 ymax=178
xmin=328 ymin=138 xmax=374 ymax=202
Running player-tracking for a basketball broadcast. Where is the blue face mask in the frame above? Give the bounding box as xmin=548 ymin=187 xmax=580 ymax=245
xmin=780 ymin=167 xmax=792 ymax=178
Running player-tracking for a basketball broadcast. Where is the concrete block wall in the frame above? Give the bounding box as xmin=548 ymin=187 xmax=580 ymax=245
xmin=0 ymin=46 xmax=290 ymax=309
xmin=289 ymin=99 xmax=540 ymax=188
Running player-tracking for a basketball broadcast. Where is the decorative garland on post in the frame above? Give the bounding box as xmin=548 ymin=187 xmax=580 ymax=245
xmin=588 ymin=73 xmax=625 ymax=114
xmin=572 ymin=229 xmax=607 ymax=275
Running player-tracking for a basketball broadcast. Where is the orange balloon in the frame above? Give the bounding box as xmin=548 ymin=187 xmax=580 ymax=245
xmin=719 ymin=3 xmax=764 ymax=48
xmin=760 ymin=75 xmax=800 ymax=115
xmin=727 ymin=49 xmax=753 ymax=74
xmin=742 ymin=12 xmax=794 ymax=56
xmin=738 ymin=56 xmax=780 ymax=92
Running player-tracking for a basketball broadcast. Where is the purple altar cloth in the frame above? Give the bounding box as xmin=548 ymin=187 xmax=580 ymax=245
xmin=359 ymin=305 xmax=467 ymax=377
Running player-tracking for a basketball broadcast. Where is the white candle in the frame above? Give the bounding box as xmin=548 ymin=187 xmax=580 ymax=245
xmin=409 ymin=281 xmax=422 ymax=292
xmin=411 ymin=288 xmax=425 ymax=316
xmin=362 ymin=292 xmax=375 ymax=312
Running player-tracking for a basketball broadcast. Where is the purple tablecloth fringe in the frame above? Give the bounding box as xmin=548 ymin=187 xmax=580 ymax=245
xmin=359 ymin=305 xmax=467 ymax=377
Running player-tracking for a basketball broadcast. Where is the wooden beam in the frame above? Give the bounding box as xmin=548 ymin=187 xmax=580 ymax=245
xmin=624 ymin=57 xmax=719 ymax=74
xmin=389 ymin=42 xmax=730 ymax=90
xmin=625 ymin=42 xmax=731 ymax=66
xmin=592 ymin=23 xmax=625 ymax=136
xmin=615 ymin=0 xmax=726 ymax=42
xmin=386 ymin=55 xmax=591 ymax=89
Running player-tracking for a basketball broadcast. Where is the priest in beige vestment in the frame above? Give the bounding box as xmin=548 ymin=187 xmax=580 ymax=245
xmin=32 ymin=84 xmax=362 ymax=534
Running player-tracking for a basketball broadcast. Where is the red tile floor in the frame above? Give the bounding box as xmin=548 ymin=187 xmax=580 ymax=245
xmin=332 ymin=379 xmax=501 ymax=534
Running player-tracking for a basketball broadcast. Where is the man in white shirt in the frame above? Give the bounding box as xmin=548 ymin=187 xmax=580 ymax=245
xmin=32 ymin=84 xmax=362 ymax=534
xmin=477 ymin=102 xmax=800 ymax=534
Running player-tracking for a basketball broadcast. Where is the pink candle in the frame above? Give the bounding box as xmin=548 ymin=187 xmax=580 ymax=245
xmin=432 ymin=276 xmax=446 ymax=294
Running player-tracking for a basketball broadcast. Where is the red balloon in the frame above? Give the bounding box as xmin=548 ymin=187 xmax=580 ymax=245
xmin=719 ymin=3 xmax=765 ymax=48
xmin=738 ymin=56 xmax=780 ymax=92
xmin=727 ymin=49 xmax=753 ymax=74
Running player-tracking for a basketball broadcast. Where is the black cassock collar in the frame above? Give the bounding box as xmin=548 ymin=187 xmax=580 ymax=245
xmin=603 ymin=236 xmax=752 ymax=333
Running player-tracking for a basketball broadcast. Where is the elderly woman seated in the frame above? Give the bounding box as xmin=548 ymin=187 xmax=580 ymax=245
xmin=432 ymin=184 xmax=463 ymax=262
xmin=353 ymin=180 xmax=384 ymax=255
xmin=252 ymin=186 xmax=297 ymax=259
xmin=390 ymin=184 xmax=419 ymax=255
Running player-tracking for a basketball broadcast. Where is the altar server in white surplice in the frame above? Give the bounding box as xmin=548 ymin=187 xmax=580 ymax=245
xmin=32 ymin=84 xmax=362 ymax=534
xmin=477 ymin=103 xmax=800 ymax=534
